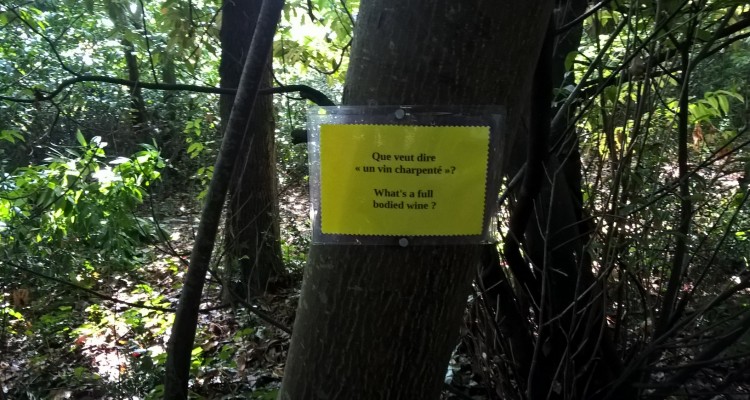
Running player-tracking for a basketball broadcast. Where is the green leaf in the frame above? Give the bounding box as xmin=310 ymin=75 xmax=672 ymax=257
xmin=706 ymin=96 xmax=719 ymax=112
xmin=715 ymin=89 xmax=744 ymax=103
xmin=0 ymin=129 xmax=24 ymax=143
xmin=603 ymin=86 xmax=618 ymax=105
xmin=717 ymin=95 xmax=729 ymax=115
xmin=76 ymin=130 xmax=87 ymax=147
xmin=4 ymin=308 xmax=24 ymax=320
xmin=564 ymin=51 xmax=578 ymax=72
xmin=187 ymin=142 xmax=204 ymax=158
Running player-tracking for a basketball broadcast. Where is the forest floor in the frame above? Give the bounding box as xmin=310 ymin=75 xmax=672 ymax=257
xmin=6 ymin=178 xmax=749 ymax=399
xmin=1 ymin=185 xmax=303 ymax=399
xmin=1 ymin=181 xmax=482 ymax=399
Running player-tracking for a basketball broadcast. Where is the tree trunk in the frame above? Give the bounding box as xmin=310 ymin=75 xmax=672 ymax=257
xmin=105 ymin=0 xmax=150 ymax=144
xmin=122 ymin=39 xmax=150 ymax=143
xmin=476 ymin=2 xmax=626 ymax=398
xmin=278 ymin=2 xmax=553 ymax=399
xmin=163 ymin=1 xmax=284 ymax=396
xmin=220 ymin=0 xmax=284 ymax=298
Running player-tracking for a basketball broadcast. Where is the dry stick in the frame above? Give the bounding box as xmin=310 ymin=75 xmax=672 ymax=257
xmin=163 ymin=0 xmax=284 ymax=398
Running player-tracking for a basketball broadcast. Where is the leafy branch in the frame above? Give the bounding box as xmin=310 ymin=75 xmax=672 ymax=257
xmin=7 ymin=6 xmax=82 ymax=77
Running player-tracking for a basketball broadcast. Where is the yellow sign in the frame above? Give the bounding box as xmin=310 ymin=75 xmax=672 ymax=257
xmin=319 ymin=124 xmax=490 ymax=236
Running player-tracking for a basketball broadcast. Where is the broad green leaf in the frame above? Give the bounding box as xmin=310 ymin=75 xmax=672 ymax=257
xmin=715 ymin=89 xmax=744 ymax=102
xmin=76 ymin=130 xmax=87 ymax=147
xmin=717 ymin=95 xmax=730 ymax=115
xmin=1 ymin=130 xmax=20 ymax=144
xmin=187 ymin=142 xmax=204 ymax=157
xmin=565 ymin=50 xmax=578 ymax=72
xmin=707 ymin=96 xmax=719 ymax=112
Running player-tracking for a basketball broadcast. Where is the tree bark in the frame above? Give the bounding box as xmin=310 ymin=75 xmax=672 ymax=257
xmin=520 ymin=3 xmax=626 ymax=398
xmin=220 ymin=0 xmax=284 ymax=298
xmin=122 ymin=38 xmax=149 ymax=140
xmin=500 ymin=3 xmax=625 ymax=398
xmin=278 ymin=2 xmax=554 ymax=399
xmin=163 ymin=0 xmax=284 ymax=397
xmin=105 ymin=0 xmax=150 ymax=144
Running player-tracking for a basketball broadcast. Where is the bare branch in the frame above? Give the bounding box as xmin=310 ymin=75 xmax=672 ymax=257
xmin=555 ymin=0 xmax=614 ymax=35
xmin=0 ymin=74 xmax=335 ymax=105
xmin=136 ymin=0 xmax=160 ymax=83
xmin=338 ymin=0 xmax=355 ymax=28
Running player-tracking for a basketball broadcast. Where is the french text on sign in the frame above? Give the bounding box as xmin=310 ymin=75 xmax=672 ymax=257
xmin=319 ymin=124 xmax=490 ymax=236
xmin=371 ymin=152 xmax=437 ymax=162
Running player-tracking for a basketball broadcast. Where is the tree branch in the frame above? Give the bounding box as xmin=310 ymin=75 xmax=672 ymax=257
xmin=0 ymin=75 xmax=335 ymax=105
xmin=339 ymin=0 xmax=355 ymax=29
xmin=136 ymin=0 xmax=160 ymax=83
xmin=308 ymin=37 xmax=352 ymax=76
xmin=9 ymin=6 xmax=81 ymax=77
xmin=700 ymin=30 xmax=750 ymax=62
xmin=4 ymin=258 xmax=174 ymax=312
xmin=555 ymin=0 xmax=614 ymax=35
xmin=714 ymin=12 xmax=750 ymax=39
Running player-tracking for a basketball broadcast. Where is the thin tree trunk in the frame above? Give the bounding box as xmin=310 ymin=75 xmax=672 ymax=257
xmin=219 ymin=0 xmax=284 ymax=299
xmin=105 ymin=1 xmax=150 ymax=144
xmin=163 ymin=1 xmax=284 ymax=397
xmin=122 ymin=38 xmax=149 ymax=142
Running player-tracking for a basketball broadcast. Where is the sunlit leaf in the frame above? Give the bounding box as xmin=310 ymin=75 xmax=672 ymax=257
xmin=75 ymin=130 xmax=87 ymax=147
